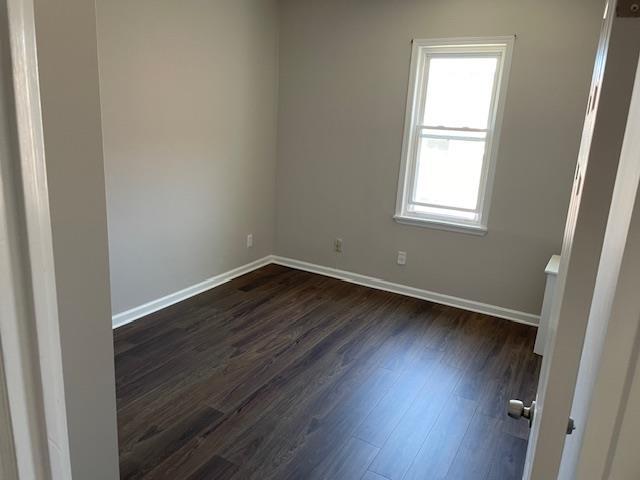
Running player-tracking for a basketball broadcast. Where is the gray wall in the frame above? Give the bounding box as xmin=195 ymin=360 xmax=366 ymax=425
xmin=99 ymin=0 xmax=605 ymax=320
xmin=275 ymin=0 xmax=605 ymax=315
xmin=96 ymin=0 xmax=279 ymax=316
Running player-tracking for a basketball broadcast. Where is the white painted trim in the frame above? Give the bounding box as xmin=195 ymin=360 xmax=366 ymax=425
xmin=395 ymin=35 xmax=515 ymax=233
xmin=393 ymin=214 xmax=488 ymax=236
xmin=3 ymin=0 xmax=71 ymax=477
xmin=114 ymin=254 xmax=539 ymax=330
xmin=0 ymin=350 xmax=18 ymax=480
xmin=112 ymin=256 xmax=274 ymax=329
xmin=271 ymin=256 xmax=539 ymax=327
xmin=545 ymin=254 xmax=561 ymax=275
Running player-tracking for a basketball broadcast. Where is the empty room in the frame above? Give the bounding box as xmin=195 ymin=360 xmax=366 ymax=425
xmin=3 ymin=0 xmax=640 ymax=479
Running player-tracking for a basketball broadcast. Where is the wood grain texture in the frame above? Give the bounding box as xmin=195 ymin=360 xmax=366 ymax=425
xmin=114 ymin=265 xmax=540 ymax=479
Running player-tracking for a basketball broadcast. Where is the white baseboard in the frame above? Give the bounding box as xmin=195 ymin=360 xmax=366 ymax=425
xmin=112 ymin=256 xmax=274 ymax=329
xmin=113 ymin=253 xmax=539 ymax=330
xmin=271 ymin=256 xmax=540 ymax=327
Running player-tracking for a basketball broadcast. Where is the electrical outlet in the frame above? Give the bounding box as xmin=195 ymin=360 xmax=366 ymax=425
xmin=334 ymin=238 xmax=343 ymax=253
xmin=247 ymin=234 xmax=253 ymax=248
xmin=397 ymin=251 xmax=407 ymax=265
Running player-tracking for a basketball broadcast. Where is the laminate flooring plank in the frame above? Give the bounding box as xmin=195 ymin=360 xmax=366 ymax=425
xmin=367 ymin=363 xmax=464 ymax=480
xmin=485 ymin=432 xmax=528 ymax=480
xmin=400 ymin=395 xmax=477 ymax=480
xmin=142 ymin=293 xmax=402 ymax=478
xmin=444 ymin=412 xmax=501 ymax=480
xmin=113 ymin=266 xmax=540 ymax=480
xmin=308 ymin=436 xmax=379 ymax=480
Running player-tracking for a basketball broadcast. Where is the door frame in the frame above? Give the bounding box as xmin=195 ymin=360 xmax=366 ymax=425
xmin=567 ymin=53 xmax=640 ymax=479
xmin=1 ymin=0 xmax=72 ymax=477
xmin=524 ymin=1 xmax=640 ymax=477
xmin=0 ymin=355 xmax=19 ymax=480
xmin=1 ymin=0 xmax=120 ymax=478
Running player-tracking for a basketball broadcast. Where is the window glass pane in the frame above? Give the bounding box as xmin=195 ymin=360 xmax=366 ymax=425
xmin=413 ymin=136 xmax=485 ymax=211
xmin=422 ymin=56 xmax=498 ymax=129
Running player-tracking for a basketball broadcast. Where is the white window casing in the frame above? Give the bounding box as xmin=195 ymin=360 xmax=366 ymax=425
xmin=394 ymin=36 xmax=514 ymax=235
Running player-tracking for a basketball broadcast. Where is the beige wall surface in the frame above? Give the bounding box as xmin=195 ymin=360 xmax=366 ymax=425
xmin=275 ymin=0 xmax=605 ymax=315
xmin=33 ymin=0 xmax=120 ymax=476
xmin=96 ymin=0 xmax=279 ymax=316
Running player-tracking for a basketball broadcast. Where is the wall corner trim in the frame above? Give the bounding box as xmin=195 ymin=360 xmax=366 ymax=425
xmin=272 ymin=256 xmax=540 ymax=327
xmin=112 ymin=254 xmax=539 ymax=329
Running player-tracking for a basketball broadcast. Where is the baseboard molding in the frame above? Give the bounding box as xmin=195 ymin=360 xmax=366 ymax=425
xmin=112 ymin=256 xmax=274 ymax=329
xmin=113 ymin=253 xmax=539 ymax=330
xmin=271 ymin=256 xmax=540 ymax=327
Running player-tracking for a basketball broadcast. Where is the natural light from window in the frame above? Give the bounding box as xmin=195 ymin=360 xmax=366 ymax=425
xmin=395 ymin=38 xmax=512 ymax=234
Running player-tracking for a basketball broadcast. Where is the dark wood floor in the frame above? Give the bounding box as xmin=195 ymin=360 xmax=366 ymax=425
xmin=114 ymin=264 xmax=541 ymax=480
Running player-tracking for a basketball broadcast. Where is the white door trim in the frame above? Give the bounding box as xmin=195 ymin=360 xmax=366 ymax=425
xmin=524 ymin=2 xmax=640 ymax=477
xmin=524 ymin=0 xmax=640 ymax=480
xmin=564 ymin=51 xmax=640 ymax=480
xmin=0 ymin=351 xmax=19 ymax=480
xmin=0 ymin=0 xmax=74 ymax=477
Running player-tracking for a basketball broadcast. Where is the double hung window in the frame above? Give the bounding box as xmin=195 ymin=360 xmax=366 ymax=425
xmin=395 ymin=37 xmax=513 ymax=234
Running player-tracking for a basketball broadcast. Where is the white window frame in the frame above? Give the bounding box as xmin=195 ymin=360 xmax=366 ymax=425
xmin=394 ymin=36 xmax=514 ymax=235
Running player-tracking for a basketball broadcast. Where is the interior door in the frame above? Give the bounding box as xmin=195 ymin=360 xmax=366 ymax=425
xmin=558 ymin=48 xmax=640 ymax=480
xmin=520 ymin=2 xmax=640 ymax=479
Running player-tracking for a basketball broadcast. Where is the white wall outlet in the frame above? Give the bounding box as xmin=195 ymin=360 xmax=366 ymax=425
xmin=397 ymin=251 xmax=407 ymax=265
xmin=246 ymin=233 xmax=253 ymax=248
xmin=334 ymin=238 xmax=343 ymax=253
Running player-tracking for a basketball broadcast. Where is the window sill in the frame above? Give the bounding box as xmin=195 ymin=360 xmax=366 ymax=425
xmin=393 ymin=214 xmax=488 ymax=236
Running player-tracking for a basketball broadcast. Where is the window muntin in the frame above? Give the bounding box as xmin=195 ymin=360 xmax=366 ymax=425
xmin=395 ymin=38 xmax=513 ymax=233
